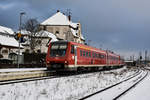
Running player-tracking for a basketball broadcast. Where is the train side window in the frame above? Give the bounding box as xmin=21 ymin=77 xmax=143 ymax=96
xmin=83 ymin=51 xmax=85 ymax=56
xmin=71 ymin=45 xmax=74 ymax=54
xmin=92 ymin=52 xmax=95 ymax=58
xmin=86 ymin=51 xmax=88 ymax=57
xmin=99 ymin=54 xmax=101 ymax=58
xmin=104 ymin=55 xmax=106 ymax=58
xmin=89 ymin=52 xmax=91 ymax=57
xmin=80 ymin=50 xmax=82 ymax=56
xmin=95 ymin=53 xmax=97 ymax=58
xmin=96 ymin=53 xmax=98 ymax=58
xmin=101 ymin=54 xmax=104 ymax=59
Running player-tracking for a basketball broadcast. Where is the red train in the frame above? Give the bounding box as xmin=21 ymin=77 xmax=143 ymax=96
xmin=46 ymin=41 xmax=124 ymax=71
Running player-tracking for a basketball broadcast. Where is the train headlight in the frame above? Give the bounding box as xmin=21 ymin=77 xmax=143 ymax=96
xmin=72 ymin=56 xmax=74 ymax=59
xmin=65 ymin=61 xmax=68 ymax=64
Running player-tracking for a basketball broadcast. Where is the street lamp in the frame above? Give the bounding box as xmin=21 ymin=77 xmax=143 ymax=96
xmin=18 ymin=12 xmax=25 ymax=68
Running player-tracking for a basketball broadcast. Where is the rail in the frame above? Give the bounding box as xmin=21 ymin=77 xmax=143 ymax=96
xmin=80 ymin=69 xmax=144 ymax=100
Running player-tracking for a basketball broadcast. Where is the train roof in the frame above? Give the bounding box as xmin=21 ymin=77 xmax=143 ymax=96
xmin=69 ymin=41 xmax=106 ymax=54
xmin=50 ymin=41 xmax=120 ymax=57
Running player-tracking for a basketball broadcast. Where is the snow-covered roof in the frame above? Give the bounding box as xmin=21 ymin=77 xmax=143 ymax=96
xmin=0 ymin=25 xmax=14 ymax=34
xmin=19 ymin=30 xmax=31 ymax=35
xmin=37 ymin=31 xmax=58 ymax=42
xmin=41 ymin=12 xmax=78 ymax=28
xmin=71 ymin=28 xmax=79 ymax=37
xmin=41 ymin=12 xmax=70 ymax=26
xmin=81 ymin=34 xmax=85 ymax=40
xmin=0 ymin=35 xmax=23 ymax=48
xmin=70 ymin=22 xmax=78 ymax=28
xmin=41 ymin=11 xmax=85 ymax=41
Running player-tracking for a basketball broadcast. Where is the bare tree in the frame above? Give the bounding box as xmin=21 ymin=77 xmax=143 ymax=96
xmin=23 ymin=18 xmax=42 ymax=52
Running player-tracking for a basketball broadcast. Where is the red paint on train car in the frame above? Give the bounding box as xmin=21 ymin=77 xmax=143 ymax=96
xmin=46 ymin=41 xmax=124 ymax=71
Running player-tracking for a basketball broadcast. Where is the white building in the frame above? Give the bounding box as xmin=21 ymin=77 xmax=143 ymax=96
xmin=40 ymin=10 xmax=85 ymax=44
xmin=0 ymin=25 xmax=23 ymax=63
xmin=20 ymin=30 xmax=58 ymax=53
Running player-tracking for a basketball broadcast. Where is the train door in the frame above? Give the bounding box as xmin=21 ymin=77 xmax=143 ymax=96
xmin=71 ymin=45 xmax=77 ymax=67
xmin=74 ymin=46 xmax=77 ymax=66
xmin=106 ymin=51 xmax=109 ymax=66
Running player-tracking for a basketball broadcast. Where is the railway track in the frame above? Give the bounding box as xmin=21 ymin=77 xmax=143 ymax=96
xmin=80 ymin=69 xmax=147 ymax=100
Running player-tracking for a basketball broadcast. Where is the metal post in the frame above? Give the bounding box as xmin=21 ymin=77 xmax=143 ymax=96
xmin=18 ymin=12 xmax=25 ymax=68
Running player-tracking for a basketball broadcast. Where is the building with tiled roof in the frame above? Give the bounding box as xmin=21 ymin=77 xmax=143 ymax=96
xmin=40 ymin=10 xmax=85 ymax=44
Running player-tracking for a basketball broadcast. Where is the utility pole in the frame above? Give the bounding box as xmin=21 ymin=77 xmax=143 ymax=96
xmin=132 ymin=54 xmax=134 ymax=61
xmin=99 ymin=44 xmax=103 ymax=49
xmin=139 ymin=51 xmax=142 ymax=66
xmin=18 ymin=12 xmax=25 ymax=68
xmin=88 ymin=40 xmax=91 ymax=46
xmin=145 ymin=50 xmax=147 ymax=66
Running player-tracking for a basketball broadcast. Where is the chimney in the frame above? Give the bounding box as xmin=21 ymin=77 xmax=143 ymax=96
xmin=57 ymin=10 xmax=60 ymax=12
xmin=68 ymin=15 xmax=71 ymax=21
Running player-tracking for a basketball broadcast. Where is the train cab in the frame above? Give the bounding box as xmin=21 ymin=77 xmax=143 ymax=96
xmin=46 ymin=41 xmax=77 ymax=71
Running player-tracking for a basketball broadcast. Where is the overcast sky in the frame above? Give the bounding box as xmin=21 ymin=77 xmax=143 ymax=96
xmin=0 ymin=0 xmax=150 ymax=59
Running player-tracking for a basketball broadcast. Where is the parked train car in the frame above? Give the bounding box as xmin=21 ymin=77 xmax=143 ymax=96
xmin=46 ymin=41 xmax=124 ymax=71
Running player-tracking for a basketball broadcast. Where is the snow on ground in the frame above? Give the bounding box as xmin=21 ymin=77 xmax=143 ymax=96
xmin=121 ymin=70 xmax=150 ymax=100
xmin=145 ymin=66 xmax=150 ymax=70
xmin=85 ymin=70 xmax=146 ymax=100
xmin=0 ymin=68 xmax=46 ymax=73
xmin=0 ymin=67 xmax=137 ymax=100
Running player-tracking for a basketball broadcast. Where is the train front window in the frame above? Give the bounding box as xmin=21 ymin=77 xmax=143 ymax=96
xmin=50 ymin=43 xmax=67 ymax=57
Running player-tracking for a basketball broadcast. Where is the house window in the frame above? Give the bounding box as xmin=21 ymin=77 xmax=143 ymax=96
xmin=0 ymin=54 xmax=3 ymax=58
xmin=25 ymin=49 xmax=29 ymax=53
xmin=2 ymin=49 xmax=8 ymax=54
xmin=37 ymin=49 xmax=41 ymax=53
xmin=55 ymin=31 xmax=59 ymax=34
xmin=55 ymin=27 xmax=60 ymax=34
xmin=37 ymin=40 xmax=42 ymax=44
xmin=43 ymin=26 xmax=47 ymax=30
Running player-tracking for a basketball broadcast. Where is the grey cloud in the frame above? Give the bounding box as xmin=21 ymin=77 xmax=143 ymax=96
xmin=0 ymin=0 xmax=150 ymax=57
